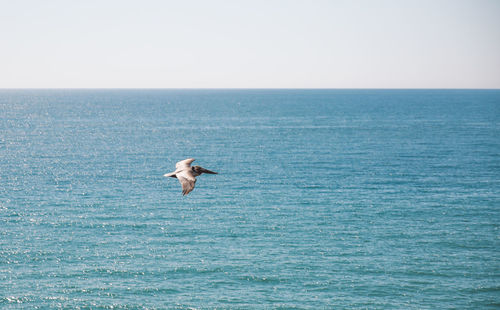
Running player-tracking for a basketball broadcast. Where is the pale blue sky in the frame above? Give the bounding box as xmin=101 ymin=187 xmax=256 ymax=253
xmin=1 ymin=0 xmax=499 ymax=88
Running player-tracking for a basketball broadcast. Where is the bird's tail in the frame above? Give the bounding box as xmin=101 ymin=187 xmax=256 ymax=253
xmin=163 ymin=171 xmax=177 ymax=178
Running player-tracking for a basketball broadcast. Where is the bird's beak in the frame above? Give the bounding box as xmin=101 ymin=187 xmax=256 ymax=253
xmin=201 ymin=168 xmax=218 ymax=174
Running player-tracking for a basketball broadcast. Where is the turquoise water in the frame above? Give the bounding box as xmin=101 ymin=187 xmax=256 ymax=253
xmin=0 ymin=89 xmax=499 ymax=308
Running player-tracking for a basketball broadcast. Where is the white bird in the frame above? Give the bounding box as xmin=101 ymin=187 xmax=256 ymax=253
xmin=163 ymin=158 xmax=218 ymax=195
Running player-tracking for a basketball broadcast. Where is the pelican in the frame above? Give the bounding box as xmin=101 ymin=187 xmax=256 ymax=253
xmin=163 ymin=158 xmax=218 ymax=195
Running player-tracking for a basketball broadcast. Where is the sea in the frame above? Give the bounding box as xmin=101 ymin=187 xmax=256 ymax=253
xmin=0 ymin=89 xmax=498 ymax=309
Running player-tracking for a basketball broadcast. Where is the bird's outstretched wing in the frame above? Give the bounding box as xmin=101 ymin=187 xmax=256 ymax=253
xmin=176 ymin=170 xmax=197 ymax=196
xmin=176 ymin=158 xmax=195 ymax=169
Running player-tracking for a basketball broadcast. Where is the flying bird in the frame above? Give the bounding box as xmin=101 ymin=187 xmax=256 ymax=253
xmin=163 ymin=158 xmax=218 ymax=195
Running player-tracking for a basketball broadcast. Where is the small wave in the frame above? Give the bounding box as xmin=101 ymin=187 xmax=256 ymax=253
xmin=170 ymin=266 xmax=225 ymax=275
xmin=0 ymin=296 xmax=32 ymax=304
xmin=135 ymin=287 xmax=180 ymax=295
xmin=239 ymin=275 xmax=284 ymax=284
xmin=464 ymin=286 xmax=500 ymax=293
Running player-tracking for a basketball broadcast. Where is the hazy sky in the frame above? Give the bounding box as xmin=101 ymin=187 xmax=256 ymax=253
xmin=1 ymin=0 xmax=499 ymax=88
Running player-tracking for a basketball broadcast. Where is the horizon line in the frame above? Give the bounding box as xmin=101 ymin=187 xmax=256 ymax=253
xmin=1 ymin=87 xmax=499 ymax=90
